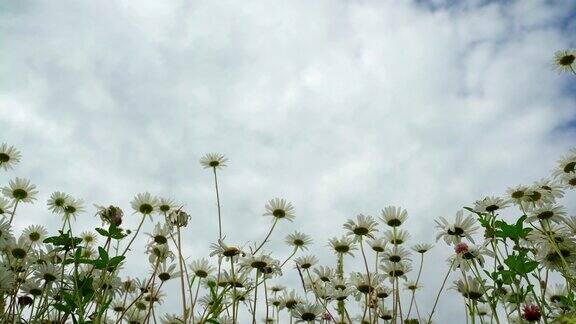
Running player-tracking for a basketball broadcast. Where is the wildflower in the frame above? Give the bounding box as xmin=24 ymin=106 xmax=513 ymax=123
xmin=454 ymin=276 xmax=484 ymax=300
xmin=554 ymin=50 xmax=576 ymax=73
xmin=9 ymin=236 xmax=30 ymax=260
xmin=454 ymin=242 xmax=469 ymax=255
xmin=80 ymin=231 xmax=98 ymax=246
xmin=294 ymin=255 xmax=318 ymax=270
xmin=199 ymin=153 xmax=228 ymax=169
xmin=240 ymin=253 xmax=276 ymax=270
xmin=367 ymin=237 xmax=387 ymax=252
xmin=291 ymin=302 xmax=323 ymax=322
xmin=533 ymin=178 xmax=564 ymax=201
xmin=188 ymin=258 xmax=215 ymax=278
xmin=22 ymin=225 xmax=47 ymax=246
xmin=280 ymin=290 xmax=303 ymax=310
xmin=21 ymin=280 xmax=43 ymax=297
xmin=383 ymin=229 xmax=410 ymax=245
xmin=95 ymin=204 xmax=124 ymax=226
xmin=381 ymin=246 xmax=411 ymax=263
xmin=157 ymin=197 xmax=177 ymax=214
xmin=507 ymin=185 xmax=530 ymax=206
xmin=146 ymin=223 xmax=172 ymax=245
xmin=328 ymin=236 xmax=356 ymax=256
xmin=264 ymin=197 xmax=295 ymax=222
xmin=351 ymin=272 xmax=384 ymax=294
xmin=34 ymin=263 xmax=60 ymax=283
xmin=375 ymin=285 xmax=392 ymax=299
xmin=411 ymin=243 xmax=433 ymax=254
xmin=449 ymin=243 xmax=491 ymax=272
xmin=474 ymin=196 xmax=509 ymax=213
xmin=160 ymin=314 xmax=185 ymax=324
xmin=168 ymin=208 xmax=190 ymax=227
xmin=522 ymin=304 xmax=541 ymax=322
xmin=156 ymin=262 xmax=180 ymax=282
xmin=546 ymin=284 xmax=567 ymax=304
xmin=380 ymin=206 xmax=408 ymax=227
xmin=0 ymin=266 xmax=15 ymax=292
xmin=477 ymin=304 xmax=491 ymax=317
xmin=63 ymin=196 xmax=85 ymax=220
xmin=552 ymin=148 xmax=576 ymax=178
xmin=147 ymin=243 xmax=174 ymax=264
xmin=313 ymin=266 xmax=334 ymax=282
xmin=343 ymin=214 xmax=378 ymax=239
xmin=2 ymin=177 xmax=38 ymax=203
xmin=0 ymin=197 xmax=12 ymax=216
xmin=403 ymin=280 xmax=421 ymax=291
xmin=378 ymin=304 xmax=393 ymax=321
xmin=285 ymin=231 xmax=313 ymax=251
xmin=209 ymin=239 xmax=244 ymax=261
xmin=0 ymin=143 xmax=21 ymax=170
xmin=131 ymin=192 xmax=158 ymax=216
xmin=536 ymin=240 xmax=576 ymax=271
xmin=380 ymin=261 xmax=411 ymax=279
xmin=269 ymin=284 xmax=286 ymax=293
xmin=435 ymin=210 xmax=479 ymax=245
xmin=526 ymin=203 xmax=567 ymax=223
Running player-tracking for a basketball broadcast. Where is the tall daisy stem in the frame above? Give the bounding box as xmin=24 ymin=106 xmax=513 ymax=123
xmin=120 ymin=214 xmax=146 ymax=257
xmin=213 ymin=167 xmax=223 ymax=240
xmin=253 ymin=218 xmax=278 ymax=254
xmin=428 ymin=258 xmax=455 ymax=323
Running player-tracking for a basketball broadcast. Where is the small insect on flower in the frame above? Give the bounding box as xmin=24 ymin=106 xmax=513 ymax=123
xmin=554 ymin=50 xmax=576 ymax=74
xmin=131 ymin=192 xmax=159 ymax=216
xmin=380 ymin=206 xmax=408 ymax=227
xmin=285 ymin=231 xmax=313 ymax=251
xmin=0 ymin=143 xmax=21 ymax=171
xmin=199 ymin=152 xmax=228 ymax=169
xmin=2 ymin=177 xmax=38 ymax=203
xmin=264 ymin=197 xmax=295 ymax=222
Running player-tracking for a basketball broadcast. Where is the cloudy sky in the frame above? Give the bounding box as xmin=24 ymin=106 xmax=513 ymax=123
xmin=1 ymin=0 xmax=576 ymax=322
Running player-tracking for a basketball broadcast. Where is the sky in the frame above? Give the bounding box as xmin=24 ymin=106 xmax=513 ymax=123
xmin=1 ymin=0 xmax=576 ymax=322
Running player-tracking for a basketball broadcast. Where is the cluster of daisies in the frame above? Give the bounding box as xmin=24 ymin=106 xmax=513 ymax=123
xmin=0 ymin=140 xmax=575 ymax=324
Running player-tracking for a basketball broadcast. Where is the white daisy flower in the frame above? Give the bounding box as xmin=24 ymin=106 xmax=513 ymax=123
xmin=474 ymin=196 xmax=509 ymax=213
xmin=526 ymin=204 xmax=567 ymax=224
xmin=188 ymin=258 xmax=215 ymax=278
xmin=313 ymin=266 xmax=334 ymax=282
xmin=199 ymin=152 xmax=228 ymax=169
xmin=263 ymin=198 xmax=295 ymax=222
xmin=435 ymin=210 xmax=480 ymax=245
xmin=328 ymin=236 xmax=357 ymax=256
xmin=534 ymin=178 xmax=564 ymax=201
xmin=381 ymin=246 xmax=412 ymax=263
xmin=454 ymin=276 xmax=484 ymax=300
xmin=343 ymin=214 xmax=378 ymax=239
xmin=146 ymin=223 xmax=172 ymax=245
xmin=411 ymin=243 xmax=434 ymax=254
xmin=131 ymin=192 xmax=158 ymax=215
xmin=22 ymin=224 xmax=47 ymax=246
xmin=157 ymin=197 xmax=177 ymax=214
xmin=536 ymin=240 xmax=576 ymax=271
xmin=156 ymin=262 xmax=181 ymax=282
xmin=0 ymin=143 xmax=21 ymax=170
xmin=80 ymin=231 xmax=98 ymax=246
xmin=554 ymin=50 xmax=576 ymax=73
xmin=291 ymin=302 xmax=323 ymax=322
xmin=209 ymin=239 xmax=243 ymax=261
xmin=403 ymin=280 xmax=422 ymax=291
xmin=47 ymin=191 xmax=70 ymax=214
xmin=2 ymin=177 xmax=38 ymax=203
xmin=280 ymin=290 xmax=303 ymax=310
xmin=294 ymin=255 xmax=318 ymax=270
xmin=367 ymin=237 xmax=387 ymax=253
xmin=285 ymin=231 xmax=313 ymax=251
xmin=380 ymin=206 xmax=408 ymax=227
xmin=547 ymin=283 xmax=568 ymax=304
xmin=0 ymin=197 xmax=13 ymax=216
xmin=380 ymin=261 xmax=411 ymax=279
xmin=383 ymin=229 xmax=410 ymax=245
xmin=63 ymin=196 xmax=85 ymax=220
xmin=552 ymin=148 xmax=576 ymax=178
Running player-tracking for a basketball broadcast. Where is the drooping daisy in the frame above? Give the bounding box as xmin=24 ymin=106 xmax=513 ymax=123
xmin=435 ymin=210 xmax=480 ymax=245
xmin=474 ymin=196 xmax=509 ymax=214
xmin=411 ymin=243 xmax=434 ymax=254
xmin=383 ymin=229 xmax=410 ymax=245
xmin=291 ymin=302 xmax=323 ymax=322
xmin=2 ymin=177 xmax=38 ymax=203
xmin=168 ymin=209 xmax=190 ymax=227
xmin=188 ymin=258 xmax=215 ymax=278
xmin=199 ymin=153 xmax=228 ymax=169
xmin=554 ymin=50 xmax=576 ymax=73
xmin=526 ymin=204 xmax=567 ymax=224
xmin=147 ymin=243 xmax=174 ymax=264
xmin=285 ymin=231 xmax=313 ymax=251
xmin=131 ymin=192 xmax=159 ymax=216
xmin=378 ymin=304 xmax=393 ymax=321
xmin=454 ymin=276 xmax=484 ymax=300
xmin=375 ymin=286 xmax=392 ymax=299
xmin=328 ymin=236 xmax=356 ymax=256
xmin=47 ymin=192 xmax=70 ymax=214
xmin=0 ymin=143 xmax=21 ymax=170
xmin=146 ymin=223 xmax=172 ymax=245
xmin=294 ymin=255 xmax=318 ymax=270
xmin=343 ymin=214 xmax=378 ymax=240
xmin=351 ymin=272 xmax=384 ymax=294
xmin=280 ymin=290 xmax=303 ymax=310
xmin=263 ymin=198 xmax=295 ymax=222
xmin=380 ymin=206 xmax=408 ymax=227
xmin=477 ymin=304 xmax=491 ymax=318
xmin=22 ymin=225 xmax=48 ymax=246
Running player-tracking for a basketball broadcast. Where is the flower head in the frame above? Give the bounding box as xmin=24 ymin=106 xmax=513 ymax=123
xmin=0 ymin=143 xmax=21 ymax=170
xmin=200 ymin=153 xmax=228 ymax=169
xmin=522 ymin=304 xmax=541 ymax=322
xmin=343 ymin=214 xmax=378 ymax=239
xmin=285 ymin=231 xmax=313 ymax=251
xmin=2 ymin=177 xmax=38 ymax=203
xmin=264 ymin=198 xmax=295 ymax=222
xmin=435 ymin=210 xmax=479 ymax=245
xmin=380 ymin=206 xmax=408 ymax=227
xmin=554 ymin=50 xmax=576 ymax=73
xmin=131 ymin=192 xmax=158 ymax=215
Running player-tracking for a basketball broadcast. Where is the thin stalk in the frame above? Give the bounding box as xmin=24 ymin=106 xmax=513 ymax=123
xmin=253 ymin=218 xmax=278 ymax=254
xmin=428 ymin=258 xmax=456 ymax=323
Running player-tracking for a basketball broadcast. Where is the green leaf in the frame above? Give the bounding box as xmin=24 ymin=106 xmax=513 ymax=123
xmin=98 ymin=247 xmax=109 ymax=263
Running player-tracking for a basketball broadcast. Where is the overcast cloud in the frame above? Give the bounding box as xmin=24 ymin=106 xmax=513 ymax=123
xmin=1 ymin=0 xmax=576 ymax=322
